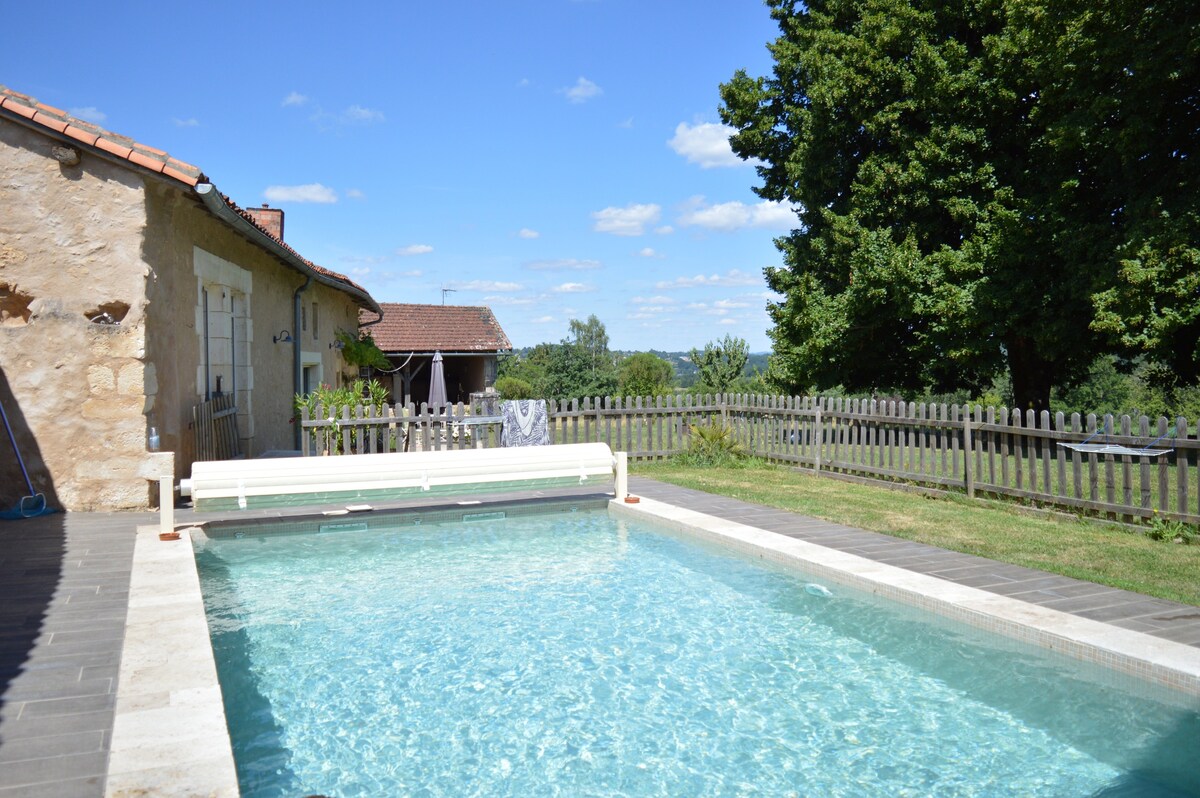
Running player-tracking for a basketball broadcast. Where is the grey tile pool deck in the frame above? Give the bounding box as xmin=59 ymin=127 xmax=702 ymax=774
xmin=1 ymin=478 xmax=1198 ymax=795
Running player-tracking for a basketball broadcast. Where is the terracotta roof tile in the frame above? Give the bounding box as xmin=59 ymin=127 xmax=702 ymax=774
xmin=366 ymin=303 xmax=511 ymax=353
xmin=93 ymin=136 xmax=133 ymax=159
xmin=0 ymin=84 xmax=203 ymax=187
xmin=126 ymin=149 xmax=165 ymax=171
xmin=31 ymin=110 xmax=68 ymax=133
xmin=0 ymin=83 xmax=372 ymax=309
xmin=0 ymin=97 xmax=37 ymax=120
xmin=34 ymin=101 xmax=68 ymax=116
xmin=161 ymin=162 xmax=196 ymax=183
xmin=217 ymin=192 xmax=372 ymax=298
xmin=1 ymin=88 xmax=35 ymax=104
xmin=62 ymin=124 xmax=100 ymax=146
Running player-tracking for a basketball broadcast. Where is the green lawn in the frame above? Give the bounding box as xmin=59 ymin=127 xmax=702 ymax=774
xmin=632 ymin=459 xmax=1200 ymax=607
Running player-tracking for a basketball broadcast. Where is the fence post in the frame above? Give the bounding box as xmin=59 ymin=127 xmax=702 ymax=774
xmin=963 ymin=412 xmax=975 ymax=498
xmin=814 ymin=405 xmax=822 ymax=474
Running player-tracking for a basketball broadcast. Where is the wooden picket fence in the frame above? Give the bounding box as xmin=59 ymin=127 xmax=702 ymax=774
xmin=299 ymin=394 xmax=1200 ymax=525
xmin=193 ymin=394 xmax=242 ymax=461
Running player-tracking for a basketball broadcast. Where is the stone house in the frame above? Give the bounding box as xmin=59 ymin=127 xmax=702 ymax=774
xmin=0 ymin=85 xmax=382 ymax=511
xmin=366 ymin=303 xmax=511 ymax=405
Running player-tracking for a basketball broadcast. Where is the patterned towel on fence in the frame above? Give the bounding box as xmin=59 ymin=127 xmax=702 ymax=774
xmin=500 ymin=400 xmax=550 ymax=447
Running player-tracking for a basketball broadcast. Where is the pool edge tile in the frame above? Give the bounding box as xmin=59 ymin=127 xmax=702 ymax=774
xmin=105 ymin=526 xmax=238 ymax=798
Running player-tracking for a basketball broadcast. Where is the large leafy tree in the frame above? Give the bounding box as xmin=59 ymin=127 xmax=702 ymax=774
xmin=568 ymin=315 xmax=614 ymax=381
xmin=526 ymin=316 xmax=619 ymax=400
xmin=690 ymin=335 xmax=750 ymax=394
xmin=1041 ymin=0 xmax=1200 ymax=383
xmin=721 ymin=0 xmax=1199 ymax=411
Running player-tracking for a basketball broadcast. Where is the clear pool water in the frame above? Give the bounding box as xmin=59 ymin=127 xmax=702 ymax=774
xmin=196 ymin=507 xmax=1200 ymax=797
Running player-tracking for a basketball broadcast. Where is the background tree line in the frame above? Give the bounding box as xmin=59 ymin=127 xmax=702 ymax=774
xmin=495 ymin=316 xmax=768 ymax=400
xmin=492 ymin=316 xmax=1200 ymax=420
xmin=720 ymin=0 xmax=1198 ymax=414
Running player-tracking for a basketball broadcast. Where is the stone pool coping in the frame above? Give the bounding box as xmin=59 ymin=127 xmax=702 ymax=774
xmin=612 ymin=496 xmax=1200 ymax=697
xmin=103 ymin=490 xmax=1200 ymax=796
xmin=105 ymin=524 xmax=238 ymax=798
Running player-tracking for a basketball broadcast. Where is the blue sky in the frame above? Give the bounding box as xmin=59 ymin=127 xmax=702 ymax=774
xmin=3 ymin=1 xmax=791 ymax=353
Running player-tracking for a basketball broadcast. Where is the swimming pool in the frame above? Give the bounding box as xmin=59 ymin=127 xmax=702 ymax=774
xmin=196 ymin=504 xmax=1200 ymax=797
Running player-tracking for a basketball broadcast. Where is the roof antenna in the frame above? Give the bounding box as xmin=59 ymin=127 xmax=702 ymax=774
xmin=441 ymin=288 xmax=457 ymax=305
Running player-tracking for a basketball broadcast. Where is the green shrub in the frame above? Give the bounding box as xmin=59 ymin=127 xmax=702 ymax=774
xmin=495 ymin=376 xmax=535 ymax=400
xmin=1147 ymin=511 xmax=1197 ymax=544
xmin=675 ymin=420 xmax=746 ymax=467
xmin=294 ymin=379 xmax=389 ymax=452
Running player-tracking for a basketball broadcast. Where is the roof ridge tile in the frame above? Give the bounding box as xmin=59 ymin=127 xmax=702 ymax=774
xmin=62 ymin=124 xmax=101 ymax=146
xmin=1 ymin=83 xmax=370 ymax=305
xmin=31 ymin=110 xmax=68 ymax=133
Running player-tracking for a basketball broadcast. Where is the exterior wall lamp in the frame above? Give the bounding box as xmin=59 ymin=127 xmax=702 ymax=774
xmin=329 ymin=340 xmax=346 ymax=350
xmin=273 ymin=330 xmax=293 ymax=344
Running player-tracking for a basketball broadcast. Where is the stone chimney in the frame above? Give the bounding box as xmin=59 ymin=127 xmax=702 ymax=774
xmin=246 ymin=204 xmax=284 ymax=241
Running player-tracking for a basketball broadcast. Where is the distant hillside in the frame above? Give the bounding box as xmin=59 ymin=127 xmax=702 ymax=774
xmin=504 ymin=347 xmax=769 ymax=388
xmin=646 ymin=350 xmax=771 ymax=387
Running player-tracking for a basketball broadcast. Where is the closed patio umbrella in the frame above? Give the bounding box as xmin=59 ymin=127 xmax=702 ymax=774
xmin=427 ymin=351 xmax=447 ymax=410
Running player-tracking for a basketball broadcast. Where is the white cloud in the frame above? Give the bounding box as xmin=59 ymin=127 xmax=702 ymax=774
xmin=618 ymin=117 xmax=634 ymax=129
xmin=69 ymin=106 xmax=106 ymax=123
xmin=452 ymin=280 xmax=523 ymax=292
xmin=677 ymin=196 xmax=798 ymax=231
xmin=655 ymin=225 xmax=674 ymax=235
xmin=263 ymin=183 xmax=338 ymax=203
xmin=517 ymin=228 xmax=540 ymax=239
xmin=655 ymin=269 xmax=760 ymax=289
xmin=592 ymin=203 xmax=661 ymax=236
xmin=342 ymin=105 xmax=385 ymax=124
xmin=552 ymin=282 xmax=594 ymax=293
xmin=632 ymin=295 xmax=675 ymax=305
xmin=525 ymin=258 xmax=601 ymax=271
xmin=668 ymin=122 xmax=747 ymax=168
xmin=284 ymin=94 xmax=384 ymax=130
xmin=719 ymin=318 xmax=738 ymax=325
xmin=340 ymin=254 xmax=390 ymax=265
xmin=563 ymin=77 xmax=603 ymax=104
xmin=517 ymin=78 xmax=531 ymax=88
xmin=401 ymin=270 xmax=424 ymax=278
xmin=396 ymin=244 xmax=433 ymax=256
xmin=172 ymin=117 xmax=199 ymax=128
xmin=532 ymin=316 xmax=556 ymax=323
xmin=637 ymin=247 xmax=661 ymax=258
xmin=346 ymin=188 xmax=366 ymax=200
xmin=483 ymin=295 xmax=537 ymax=306
xmin=714 ymin=298 xmax=751 ymax=309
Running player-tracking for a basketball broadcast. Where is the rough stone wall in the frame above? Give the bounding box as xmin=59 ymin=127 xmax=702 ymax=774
xmin=142 ymin=186 xmax=364 ymax=464
xmin=0 ymin=120 xmax=152 ymax=510
xmin=1 ymin=118 xmax=368 ymax=510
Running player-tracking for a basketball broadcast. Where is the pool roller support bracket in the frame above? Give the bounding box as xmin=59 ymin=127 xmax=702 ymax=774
xmin=614 ymin=451 xmax=628 ymax=500
xmin=142 ymin=451 xmax=176 ymax=535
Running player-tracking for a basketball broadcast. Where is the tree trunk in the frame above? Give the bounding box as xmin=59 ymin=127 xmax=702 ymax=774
xmin=1007 ymin=336 xmax=1053 ymax=413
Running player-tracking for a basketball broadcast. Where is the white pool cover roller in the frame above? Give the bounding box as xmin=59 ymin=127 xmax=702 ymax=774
xmin=183 ymin=442 xmax=624 ymax=511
